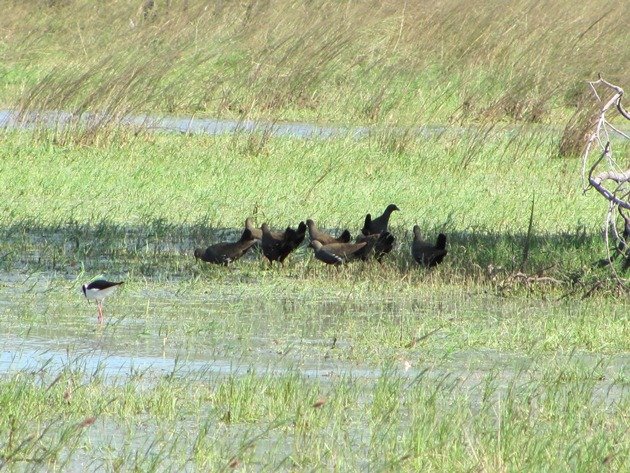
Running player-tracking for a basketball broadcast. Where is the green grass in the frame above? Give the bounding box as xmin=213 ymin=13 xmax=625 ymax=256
xmin=0 ymin=130 xmax=611 ymax=229
xmin=0 ymin=128 xmax=628 ymax=469
xmin=1 ymin=0 xmax=628 ymax=127
xmin=0 ymin=353 xmax=627 ymax=471
xmin=0 ymin=123 xmax=627 ymax=470
xmin=1 ymin=257 xmax=627 ymax=469
xmin=2 ymin=129 xmax=628 ymax=287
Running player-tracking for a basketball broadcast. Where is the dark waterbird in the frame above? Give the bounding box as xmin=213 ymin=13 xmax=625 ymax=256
xmin=261 ymin=222 xmax=307 ymax=264
xmin=355 ymin=231 xmax=395 ymax=261
xmin=411 ymin=225 xmax=447 ymax=267
xmin=361 ymin=204 xmax=400 ymax=236
xmin=244 ymin=217 xmax=263 ymax=241
xmin=374 ymin=231 xmax=396 ymax=261
xmin=286 ymin=220 xmax=307 ymax=248
xmin=194 ymin=228 xmax=257 ymax=266
xmin=306 ymin=219 xmax=351 ymax=244
xmin=360 ymin=204 xmax=399 ymax=260
xmin=82 ymin=279 xmax=124 ymax=324
xmin=310 ymin=240 xmax=367 ymax=265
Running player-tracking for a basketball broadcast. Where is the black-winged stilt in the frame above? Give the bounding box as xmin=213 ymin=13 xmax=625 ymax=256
xmin=82 ymin=279 xmax=124 ymax=323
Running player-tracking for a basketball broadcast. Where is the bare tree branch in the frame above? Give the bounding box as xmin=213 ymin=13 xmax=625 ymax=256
xmin=582 ymin=76 xmax=630 ymax=276
xmin=592 ymin=170 xmax=630 ymax=185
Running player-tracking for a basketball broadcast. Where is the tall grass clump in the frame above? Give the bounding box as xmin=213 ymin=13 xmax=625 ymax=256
xmin=0 ymin=0 xmax=628 ymax=140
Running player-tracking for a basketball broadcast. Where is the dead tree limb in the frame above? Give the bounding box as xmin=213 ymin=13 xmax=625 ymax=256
xmin=582 ymin=76 xmax=630 ymax=277
xmin=592 ymin=170 xmax=630 ymax=185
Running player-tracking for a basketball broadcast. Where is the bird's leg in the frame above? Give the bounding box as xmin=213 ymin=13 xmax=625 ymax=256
xmin=97 ymin=302 xmax=103 ymax=324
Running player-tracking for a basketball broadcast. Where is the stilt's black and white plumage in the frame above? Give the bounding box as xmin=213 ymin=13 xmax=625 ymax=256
xmin=82 ymin=279 xmax=124 ymax=323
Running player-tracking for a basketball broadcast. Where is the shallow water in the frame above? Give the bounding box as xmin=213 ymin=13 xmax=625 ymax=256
xmin=1 ymin=271 xmax=627 ymax=402
xmin=0 ymin=108 xmax=540 ymax=141
xmin=3 ymin=108 xmax=630 ymax=146
xmin=0 ymin=109 xmax=435 ymax=139
xmin=1 ymin=255 xmax=628 ymax=470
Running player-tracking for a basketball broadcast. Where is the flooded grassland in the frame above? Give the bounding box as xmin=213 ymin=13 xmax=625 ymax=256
xmin=1 ymin=0 xmax=629 ymax=469
xmin=1 ymin=263 xmax=628 ymax=471
xmin=0 ymin=130 xmax=628 ymax=471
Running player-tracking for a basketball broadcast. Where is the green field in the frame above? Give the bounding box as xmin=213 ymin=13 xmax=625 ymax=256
xmin=1 ymin=1 xmax=629 ymax=471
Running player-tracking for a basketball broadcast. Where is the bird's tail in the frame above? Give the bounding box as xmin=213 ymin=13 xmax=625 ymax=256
xmin=339 ymin=229 xmax=351 ymax=242
xmin=240 ymin=228 xmax=254 ymax=241
xmin=436 ymin=234 xmax=447 ymax=250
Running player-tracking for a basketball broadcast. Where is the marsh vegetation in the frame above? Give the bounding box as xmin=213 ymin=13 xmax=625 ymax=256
xmin=0 ymin=0 xmax=629 ymax=471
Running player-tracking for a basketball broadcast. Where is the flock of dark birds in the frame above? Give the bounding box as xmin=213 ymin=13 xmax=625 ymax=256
xmin=193 ymin=204 xmax=448 ymax=268
xmin=83 ymin=205 xmax=447 ymax=322
xmin=83 ymin=203 xmax=630 ymax=323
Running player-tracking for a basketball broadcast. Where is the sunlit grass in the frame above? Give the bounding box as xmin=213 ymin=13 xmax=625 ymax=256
xmin=2 ymin=128 xmax=627 ymax=289
xmin=0 ymin=0 xmax=627 ymax=129
xmin=0 ymin=130 xmax=608 ymax=230
xmin=0 ymin=356 xmax=627 ymax=471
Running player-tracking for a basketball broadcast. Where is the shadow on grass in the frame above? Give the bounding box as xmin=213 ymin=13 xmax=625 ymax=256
xmin=1 ymin=220 xmax=626 ymax=287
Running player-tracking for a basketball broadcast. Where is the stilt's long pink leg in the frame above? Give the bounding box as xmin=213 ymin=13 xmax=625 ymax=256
xmin=97 ymin=302 xmax=103 ymax=324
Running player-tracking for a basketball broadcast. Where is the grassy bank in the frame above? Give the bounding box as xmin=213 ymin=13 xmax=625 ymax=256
xmin=0 ymin=130 xmax=608 ymax=228
xmin=1 ymin=0 xmax=628 ymax=126
xmin=1 ymin=129 xmax=627 ymax=289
